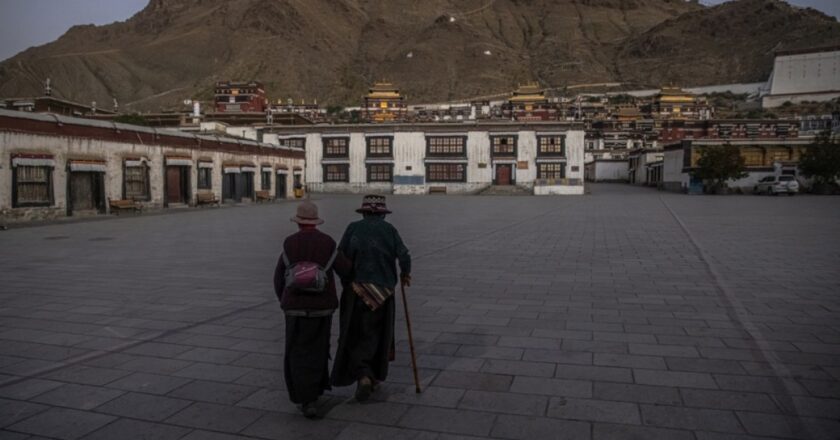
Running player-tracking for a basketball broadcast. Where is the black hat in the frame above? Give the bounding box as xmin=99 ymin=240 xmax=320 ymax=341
xmin=356 ymin=194 xmax=392 ymax=214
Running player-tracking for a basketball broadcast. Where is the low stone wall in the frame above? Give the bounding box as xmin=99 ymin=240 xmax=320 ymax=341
xmin=534 ymin=184 xmax=585 ymax=195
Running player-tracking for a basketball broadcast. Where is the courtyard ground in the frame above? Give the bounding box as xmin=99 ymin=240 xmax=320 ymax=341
xmin=0 ymin=184 xmax=839 ymax=440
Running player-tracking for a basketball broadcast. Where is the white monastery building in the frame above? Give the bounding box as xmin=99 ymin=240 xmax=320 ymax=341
xmin=0 ymin=110 xmax=304 ymax=223
xmin=763 ymin=46 xmax=840 ymax=108
xmin=267 ymin=122 xmax=585 ymax=195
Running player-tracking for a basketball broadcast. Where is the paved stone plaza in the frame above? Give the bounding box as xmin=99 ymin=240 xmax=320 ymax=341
xmin=1 ymin=184 xmax=839 ymax=440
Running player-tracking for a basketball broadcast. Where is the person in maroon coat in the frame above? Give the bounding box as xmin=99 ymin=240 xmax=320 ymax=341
xmin=274 ymin=201 xmax=350 ymax=418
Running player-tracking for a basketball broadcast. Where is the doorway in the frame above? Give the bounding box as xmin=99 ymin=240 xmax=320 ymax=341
xmin=241 ymin=172 xmax=255 ymax=201
xmin=165 ymin=166 xmax=190 ymax=205
xmin=495 ymin=164 xmax=513 ymax=185
xmin=68 ymin=172 xmax=105 ymax=216
xmin=276 ymin=173 xmax=288 ymax=199
xmin=223 ymin=172 xmax=239 ymax=202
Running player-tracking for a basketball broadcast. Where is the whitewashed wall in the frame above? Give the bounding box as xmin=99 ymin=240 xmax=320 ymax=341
xmin=300 ymin=127 xmax=585 ymax=195
xmin=662 ymin=148 xmax=688 ymax=192
xmin=769 ymin=50 xmax=840 ymax=95
xmin=586 ymin=160 xmax=629 ymax=182
xmin=0 ymin=132 xmax=303 ymax=221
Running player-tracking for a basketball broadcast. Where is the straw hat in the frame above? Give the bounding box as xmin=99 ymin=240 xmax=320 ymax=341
xmin=290 ymin=201 xmax=324 ymax=225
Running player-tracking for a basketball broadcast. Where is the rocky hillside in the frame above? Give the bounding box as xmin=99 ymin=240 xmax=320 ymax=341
xmin=0 ymin=0 xmax=837 ymax=110
xmin=615 ymin=0 xmax=840 ymax=86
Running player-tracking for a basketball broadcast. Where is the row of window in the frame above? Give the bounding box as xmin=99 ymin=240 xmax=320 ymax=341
xmin=322 ymin=162 xmax=566 ymax=183
xmin=321 ymin=136 xmax=566 ymax=158
xmin=12 ymin=162 xmax=293 ymax=208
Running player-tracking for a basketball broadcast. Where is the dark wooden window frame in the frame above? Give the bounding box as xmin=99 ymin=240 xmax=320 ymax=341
xmin=122 ymin=162 xmax=151 ymax=201
xmin=426 ymin=162 xmax=467 ymax=183
xmin=426 ymin=136 xmax=467 ymax=157
xmin=537 ymin=162 xmax=566 ymax=179
xmin=197 ymin=167 xmax=213 ymax=190
xmin=323 ymin=137 xmax=350 ymax=158
xmin=367 ymin=163 xmax=393 ymax=183
xmin=366 ymin=136 xmax=394 ymax=158
xmin=490 ymin=135 xmax=518 ymax=157
xmin=11 ymin=165 xmax=54 ymax=208
xmin=281 ymin=137 xmax=306 ymax=149
xmin=537 ymin=135 xmax=566 ymax=157
xmin=323 ymin=164 xmax=350 ymax=182
xmin=261 ymin=170 xmax=272 ymax=190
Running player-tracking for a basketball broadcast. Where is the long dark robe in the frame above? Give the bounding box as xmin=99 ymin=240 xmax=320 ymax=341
xmin=284 ymin=315 xmax=332 ymax=404
xmin=330 ymin=288 xmax=396 ymax=387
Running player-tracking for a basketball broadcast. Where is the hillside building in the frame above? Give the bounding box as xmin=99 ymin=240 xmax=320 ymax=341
xmin=657 ymin=119 xmax=800 ymax=143
xmin=502 ymin=83 xmax=558 ymax=121
xmin=1 ymin=96 xmax=115 ymax=117
xmin=362 ymin=82 xmax=408 ymax=123
xmin=762 ymin=46 xmax=840 ymax=108
xmin=651 ymin=86 xmax=711 ymax=119
xmin=214 ymin=81 xmax=268 ymax=113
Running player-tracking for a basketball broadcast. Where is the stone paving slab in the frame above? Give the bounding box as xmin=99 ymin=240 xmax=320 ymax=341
xmin=0 ymin=184 xmax=839 ymax=439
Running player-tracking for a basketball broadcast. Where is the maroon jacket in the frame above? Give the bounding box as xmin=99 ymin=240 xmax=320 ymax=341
xmin=273 ymin=229 xmax=351 ymax=311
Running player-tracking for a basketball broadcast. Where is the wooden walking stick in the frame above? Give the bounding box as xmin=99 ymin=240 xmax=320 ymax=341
xmin=400 ymin=283 xmax=422 ymax=393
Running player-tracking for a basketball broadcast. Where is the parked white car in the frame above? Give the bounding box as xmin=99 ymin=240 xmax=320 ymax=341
xmin=754 ymin=175 xmax=799 ymax=195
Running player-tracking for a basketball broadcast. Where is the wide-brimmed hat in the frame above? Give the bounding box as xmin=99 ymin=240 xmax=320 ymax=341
xmin=356 ymin=194 xmax=392 ymax=214
xmin=290 ymin=201 xmax=324 ymax=225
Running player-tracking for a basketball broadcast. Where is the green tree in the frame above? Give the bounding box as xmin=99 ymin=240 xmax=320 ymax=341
xmin=113 ymin=114 xmax=148 ymax=126
xmin=691 ymin=144 xmax=747 ymax=193
xmin=799 ymin=129 xmax=840 ymax=189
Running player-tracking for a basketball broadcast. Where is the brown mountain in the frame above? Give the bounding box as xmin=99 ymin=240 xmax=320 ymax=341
xmin=615 ymin=0 xmax=840 ymax=86
xmin=0 ymin=0 xmax=837 ymax=111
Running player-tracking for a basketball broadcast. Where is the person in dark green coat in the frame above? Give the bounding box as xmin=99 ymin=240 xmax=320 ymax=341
xmin=331 ymin=195 xmax=411 ymax=401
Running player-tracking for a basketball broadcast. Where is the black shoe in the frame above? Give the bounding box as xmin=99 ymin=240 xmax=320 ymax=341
xmin=301 ymin=401 xmax=318 ymax=418
xmin=355 ymin=377 xmax=373 ymax=402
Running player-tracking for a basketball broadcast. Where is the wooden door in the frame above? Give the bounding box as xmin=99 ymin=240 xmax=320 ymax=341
xmin=276 ymin=174 xmax=287 ymax=199
xmin=496 ymin=164 xmax=512 ymax=185
xmin=223 ymin=173 xmax=237 ymax=201
xmin=242 ymin=172 xmax=254 ymax=200
xmin=166 ymin=167 xmax=182 ymax=203
xmin=70 ymin=172 xmax=94 ymax=211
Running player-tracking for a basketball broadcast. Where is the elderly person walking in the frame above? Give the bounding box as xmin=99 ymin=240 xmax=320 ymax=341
xmin=274 ymin=201 xmax=350 ymax=418
xmin=331 ymin=195 xmax=411 ymax=401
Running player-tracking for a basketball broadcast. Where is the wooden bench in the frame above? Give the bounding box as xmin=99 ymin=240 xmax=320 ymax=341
xmin=429 ymin=186 xmax=447 ymax=194
xmin=196 ymin=192 xmax=220 ymax=207
xmin=255 ymin=190 xmax=275 ymax=203
xmin=109 ymin=199 xmax=142 ymax=215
